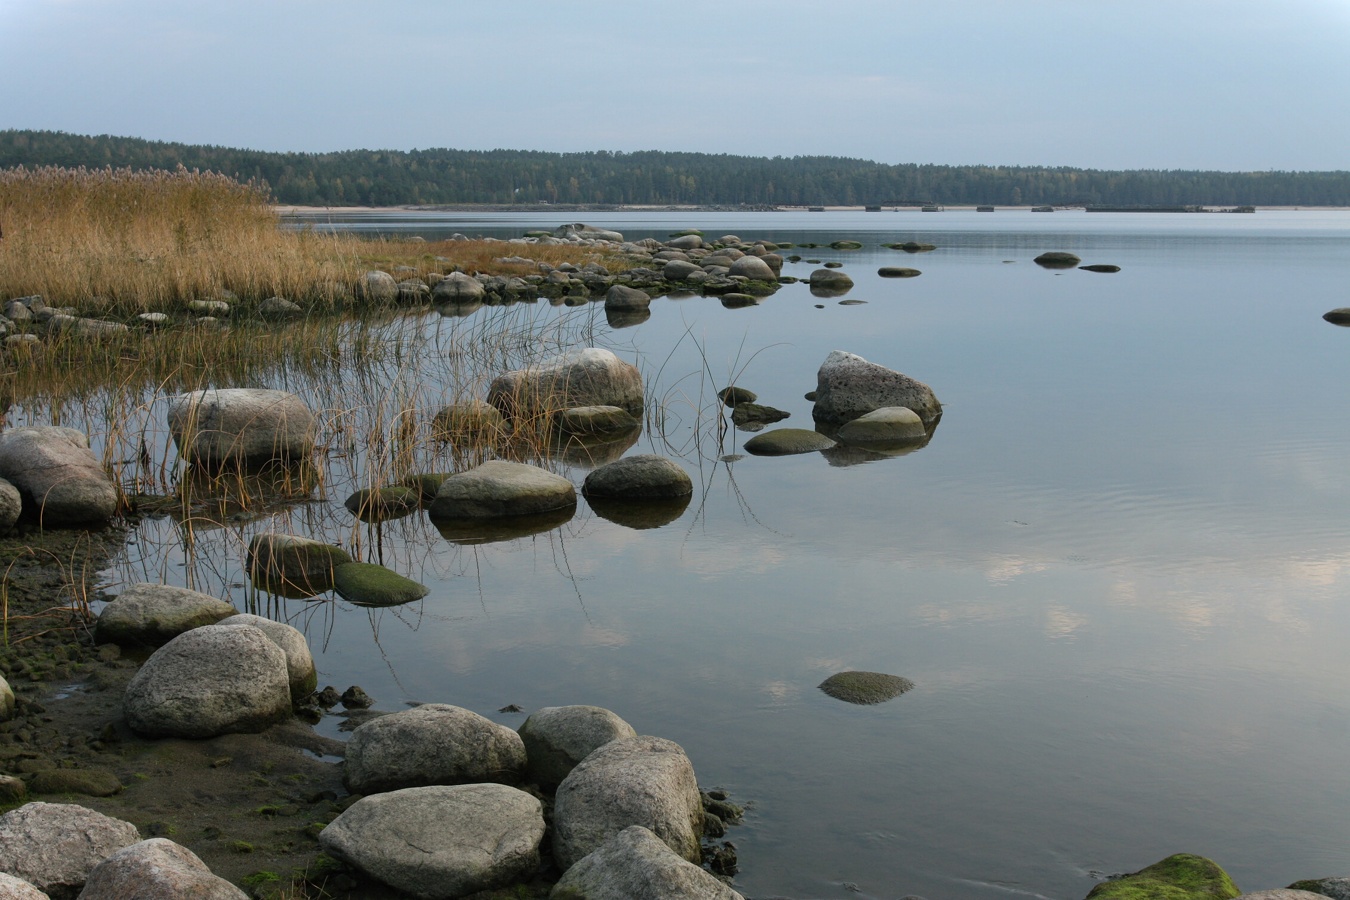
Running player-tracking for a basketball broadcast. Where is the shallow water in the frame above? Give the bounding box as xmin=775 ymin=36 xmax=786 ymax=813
xmin=114 ymin=209 xmax=1350 ymax=898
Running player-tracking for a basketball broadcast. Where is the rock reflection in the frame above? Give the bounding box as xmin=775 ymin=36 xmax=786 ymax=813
xmin=433 ymin=506 xmax=577 ymax=545
xmin=586 ymin=494 xmax=691 ymax=530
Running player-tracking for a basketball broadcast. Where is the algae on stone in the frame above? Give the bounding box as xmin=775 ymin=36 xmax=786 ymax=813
xmin=818 ymin=671 xmax=914 ymax=705
xmin=1085 ymin=853 xmax=1240 ymax=900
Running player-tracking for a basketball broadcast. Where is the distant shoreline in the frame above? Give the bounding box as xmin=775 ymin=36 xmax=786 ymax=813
xmin=276 ymin=204 xmax=1350 ymax=215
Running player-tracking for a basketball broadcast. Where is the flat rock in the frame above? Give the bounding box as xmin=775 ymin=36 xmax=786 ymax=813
xmin=333 ymin=561 xmax=430 ymax=608
xmin=518 ymin=705 xmax=638 ymax=789
xmin=836 ymin=407 xmax=927 ymax=444
xmin=166 ymin=388 xmax=316 ymax=468
xmin=427 ymin=460 xmax=577 ymax=521
xmin=0 ymin=802 xmax=140 ymax=900
xmin=123 ymin=624 xmax=292 ymax=738
xmin=344 ymin=703 xmax=527 ymax=794
xmin=743 ymin=428 xmax=836 ymax=456
xmin=0 ymin=426 xmax=118 ymax=526
xmin=1033 ymin=251 xmax=1081 ymax=268
xmin=28 ymin=768 xmax=122 ymax=798
xmin=812 ymin=350 xmax=942 ymax=428
xmin=215 ymin=613 xmax=317 ymax=700
xmin=819 ymin=671 xmax=915 ymax=705
xmin=487 ymin=348 xmax=644 ymax=417
xmin=582 ymin=455 xmax=692 ymax=501
xmin=320 ymin=784 xmax=544 ymax=900
xmin=878 ymin=266 xmax=922 ymax=277
xmin=94 ymin=583 xmax=238 ymax=649
xmin=552 ymin=825 xmax=745 ymax=900
xmin=79 ymin=838 xmax=247 ymax=900
xmin=553 ymin=735 xmax=704 ymax=871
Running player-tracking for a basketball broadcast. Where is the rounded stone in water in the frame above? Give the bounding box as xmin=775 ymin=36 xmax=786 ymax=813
xmin=818 ymin=671 xmax=915 ymax=705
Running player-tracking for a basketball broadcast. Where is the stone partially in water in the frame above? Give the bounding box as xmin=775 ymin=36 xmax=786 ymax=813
xmin=836 ymin=407 xmax=928 ymax=444
xmin=488 ymin=347 xmax=644 ymax=417
xmin=717 ymin=386 xmax=758 ymax=407
xmin=812 ymin=350 xmax=942 ymax=428
xmin=247 ymin=533 xmax=352 ymax=597
xmin=343 ymin=486 xmax=421 ymax=522
xmin=818 ymin=671 xmax=915 ymax=705
xmin=518 ymin=705 xmax=638 ymax=789
xmin=431 ymin=400 xmax=506 ymax=439
xmin=731 ymin=402 xmax=790 ymax=427
xmin=1033 ymin=251 xmax=1082 ymax=268
xmin=1322 ymin=308 xmax=1350 ymax=326
xmin=553 ymin=825 xmax=746 ymax=900
xmin=1079 ymin=264 xmax=1121 ymax=273
xmin=559 ymin=405 xmax=641 ymax=437
xmin=1086 ymin=853 xmax=1240 ymax=900
xmin=427 ymin=460 xmax=577 ymax=521
xmin=878 ymin=267 xmax=922 ymax=278
xmin=743 ymin=428 xmax=836 ymax=456
xmin=166 ymin=388 xmax=316 ymax=469
xmin=333 ymin=562 xmax=430 ymax=608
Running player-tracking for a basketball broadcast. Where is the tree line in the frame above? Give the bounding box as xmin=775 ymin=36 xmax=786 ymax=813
xmin=2 ymin=129 xmax=1348 ymax=208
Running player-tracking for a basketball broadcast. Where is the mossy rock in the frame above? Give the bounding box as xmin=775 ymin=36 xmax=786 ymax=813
xmin=1034 ymin=251 xmax=1082 ymax=268
xmin=823 ymin=261 xmax=844 ymax=269
xmin=399 ymin=472 xmax=453 ymax=503
xmin=30 ymin=767 xmax=124 ymax=797
xmin=878 ymin=267 xmax=922 ymax=278
xmin=343 ymin=486 xmax=422 ymax=522
xmin=1086 ymin=854 xmax=1240 ymax=900
xmin=883 ymin=242 xmax=936 ymax=252
xmin=818 ymin=671 xmax=914 ymax=705
xmin=731 ymin=403 xmax=790 ymax=427
xmin=744 ymin=428 xmax=835 ymax=456
xmin=718 ymin=386 xmax=758 ymax=407
xmin=333 ymin=562 xmax=430 ymax=608
xmin=1079 ymin=264 xmax=1121 ymax=273
xmin=829 ymin=240 xmax=864 ymax=250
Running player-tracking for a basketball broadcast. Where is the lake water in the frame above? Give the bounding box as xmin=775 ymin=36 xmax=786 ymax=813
xmin=119 ymin=209 xmax=1350 ymax=898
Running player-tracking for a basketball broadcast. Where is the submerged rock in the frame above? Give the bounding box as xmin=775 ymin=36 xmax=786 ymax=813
xmin=559 ymin=405 xmax=641 ymax=437
xmin=333 ymin=561 xmax=430 ymax=608
xmin=818 ymin=671 xmax=915 ymax=705
xmin=1079 ymin=264 xmax=1122 ymax=273
xmin=731 ymin=402 xmax=790 ymax=428
xmin=743 ymin=428 xmax=836 ymax=456
xmin=1033 ymin=251 xmax=1082 ymax=268
xmin=1086 ymin=854 xmax=1240 ymax=900
xmin=1322 ymin=308 xmax=1350 ymax=326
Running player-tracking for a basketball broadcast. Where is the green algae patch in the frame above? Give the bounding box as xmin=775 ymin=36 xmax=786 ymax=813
xmin=333 ymin=562 xmax=430 ymax=608
xmin=1086 ymin=854 xmax=1240 ymax=900
xmin=818 ymin=671 xmax=914 ymax=705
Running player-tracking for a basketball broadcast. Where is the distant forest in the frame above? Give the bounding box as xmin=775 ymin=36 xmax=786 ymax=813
xmin=3 ymin=129 xmax=1348 ymax=208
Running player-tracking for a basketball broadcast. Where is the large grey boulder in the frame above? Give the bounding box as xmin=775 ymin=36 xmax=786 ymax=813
xmin=79 ymin=839 xmax=246 ymax=900
xmin=812 ymin=350 xmax=942 ymax=428
xmin=604 ymin=285 xmax=651 ymax=311
xmin=518 ymin=705 xmax=637 ymax=789
xmin=246 ymin=533 xmax=352 ymax=596
xmin=0 ymin=802 xmax=140 ymax=900
xmin=215 ymin=613 xmax=317 ymax=700
xmin=0 ymin=427 xmax=118 ymax=526
xmin=432 ymin=272 xmax=486 ymax=304
xmin=0 ymin=872 xmax=47 ymax=899
xmin=487 ymin=348 xmax=643 ymax=417
xmin=123 ymin=624 xmax=292 ymax=738
xmin=662 ymin=259 xmax=701 ymax=280
xmin=552 ymin=736 xmax=703 ymax=871
xmin=358 ymin=270 xmax=399 ymax=303
xmin=94 ymin=583 xmax=237 ymax=649
xmin=344 ymin=703 xmax=528 ymax=794
xmin=320 ymin=784 xmax=545 ymax=899
xmin=166 ymin=388 xmax=316 ymax=468
xmin=808 ymin=268 xmax=854 ymax=290
xmin=552 ymin=825 xmax=744 ymax=900
xmin=426 ymin=461 xmax=576 ymax=521
xmin=727 ymin=255 xmax=776 ymax=281
xmin=581 ymin=455 xmax=692 ymax=501
xmin=0 ymin=477 xmax=22 ymax=531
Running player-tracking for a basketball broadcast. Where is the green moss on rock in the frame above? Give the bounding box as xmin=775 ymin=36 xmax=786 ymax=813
xmin=333 ymin=562 xmax=430 ymax=608
xmin=818 ymin=671 xmax=914 ymax=705
xmin=1086 ymin=854 xmax=1240 ymax=900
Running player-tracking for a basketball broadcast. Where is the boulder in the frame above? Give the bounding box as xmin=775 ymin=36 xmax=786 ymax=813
xmin=558 ymin=406 xmax=640 ymax=437
xmin=344 ymin=703 xmax=528 ymax=794
xmin=1086 ymin=854 xmax=1240 ymax=900
xmin=431 ymin=400 xmax=506 ymax=439
xmin=662 ymin=260 xmax=701 ymax=280
xmin=79 ymin=838 xmax=246 ymax=900
xmin=123 ymin=624 xmax=292 ymax=738
xmin=246 ymin=533 xmax=352 ymax=596
xmin=552 ymin=735 xmax=703 ymax=871
xmin=166 ymin=388 xmax=316 ymax=468
xmin=215 ymin=613 xmax=317 ymax=700
xmin=604 ymin=285 xmax=651 ymax=311
xmin=726 ymin=256 xmax=776 ymax=281
xmin=812 ymin=350 xmax=942 ymax=428
xmin=1288 ymin=879 xmax=1350 ymax=900
xmin=518 ymin=705 xmax=638 ymax=789
xmin=0 ymin=802 xmax=140 ymax=900
xmin=257 ymin=295 xmax=304 ymax=318
xmin=487 ymin=348 xmax=644 ymax=417
xmin=320 ymin=784 xmax=545 ymax=900
xmin=432 ymin=272 xmax=486 ymax=304
xmin=358 ymin=270 xmax=399 ymax=303
xmin=819 ymin=671 xmax=915 ymax=704
xmin=0 ymin=674 xmax=13 ymax=722
xmin=343 ymin=485 xmax=421 ymax=521
xmin=0 ymin=873 xmax=47 ymax=899
xmin=333 ymin=561 xmax=430 ymax=608
xmin=552 ymin=825 xmax=745 ymax=900
xmin=427 ymin=460 xmax=577 ymax=521
xmin=743 ymin=428 xmax=836 ymax=456
xmin=836 ymin=407 xmax=927 ymax=444
xmin=94 ymin=583 xmax=238 ymax=649
xmin=582 ymin=455 xmax=692 ymax=501
xmin=0 ymin=426 xmax=119 ymax=526
xmin=0 ymin=477 xmax=20 ymax=530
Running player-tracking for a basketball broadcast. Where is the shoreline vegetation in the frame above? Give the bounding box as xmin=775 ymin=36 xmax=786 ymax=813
xmin=0 ymin=167 xmax=1344 ymax=899
xmin=5 ymin=129 xmax=1350 ymax=209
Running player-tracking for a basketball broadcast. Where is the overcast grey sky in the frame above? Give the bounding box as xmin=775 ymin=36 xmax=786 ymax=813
xmin=2 ymin=0 xmax=1347 ymax=171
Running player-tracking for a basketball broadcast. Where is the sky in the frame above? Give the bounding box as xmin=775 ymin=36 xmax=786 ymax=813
xmin=1 ymin=0 xmax=1348 ymax=171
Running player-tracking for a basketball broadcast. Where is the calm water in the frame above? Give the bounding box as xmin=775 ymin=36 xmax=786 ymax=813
xmin=121 ymin=210 xmax=1350 ymax=898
